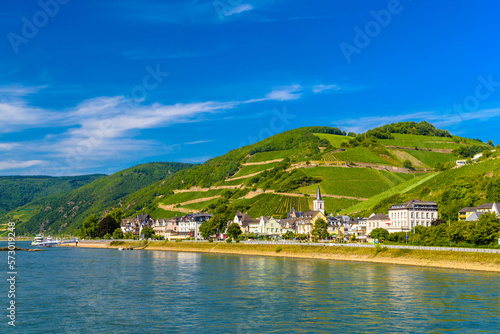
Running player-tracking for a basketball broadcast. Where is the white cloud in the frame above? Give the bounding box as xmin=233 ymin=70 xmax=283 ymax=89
xmin=245 ymin=84 xmax=303 ymax=103
xmin=312 ymin=84 xmax=340 ymax=94
xmin=0 ymin=85 xmax=47 ymax=97
xmin=335 ymin=108 xmax=500 ymax=134
xmin=0 ymin=143 xmax=19 ymax=151
xmin=224 ymin=4 xmax=254 ymax=17
xmin=184 ymin=140 xmax=213 ymax=145
xmin=0 ymin=160 xmax=46 ymax=171
xmin=0 ymin=83 xmax=304 ymax=174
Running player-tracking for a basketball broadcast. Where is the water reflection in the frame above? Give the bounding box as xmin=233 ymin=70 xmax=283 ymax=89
xmin=5 ymin=244 xmax=499 ymax=333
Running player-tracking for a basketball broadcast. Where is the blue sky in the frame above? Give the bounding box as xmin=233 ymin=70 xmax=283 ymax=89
xmin=2 ymin=0 xmax=500 ymax=176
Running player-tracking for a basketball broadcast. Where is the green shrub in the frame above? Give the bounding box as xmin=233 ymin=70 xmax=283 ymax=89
xmin=226 ymin=238 xmax=232 ymax=243
xmin=110 ymin=241 xmax=125 ymax=246
xmin=275 ymin=245 xmax=282 ymax=253
xmin=394 ymin=248 xmax=411 ymax=257
xmin=374 ymin=244 xmax=388 ymax=255
xmin=175 ymin=239 xmax=182 ymax=243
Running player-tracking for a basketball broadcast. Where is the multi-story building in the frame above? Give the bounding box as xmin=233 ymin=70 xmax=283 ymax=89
xmin=366 ymin=213 xmax=391 ymax=236
xmin=388 ymin=199 xmax=438 ymax=229
xmin=365 ymin=199 xmax=439 ymax=237
xmin=351 ymin=217 xmax=367 ymax=242
xmin=153 ymin=217 xmax=179 ymax=240
xmin=121 ymin=214 xmax=155 ymax=235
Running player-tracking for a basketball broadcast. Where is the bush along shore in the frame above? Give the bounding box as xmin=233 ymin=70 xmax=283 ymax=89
xmin=62 ymin=240 xmax=500 ymax=273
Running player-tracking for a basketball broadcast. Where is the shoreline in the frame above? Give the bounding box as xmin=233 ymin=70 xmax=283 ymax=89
xmin=61 ymin=241 xmax=500 ymax=273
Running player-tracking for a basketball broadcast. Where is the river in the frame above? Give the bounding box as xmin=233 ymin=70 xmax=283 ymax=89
xmin=2 ymin=242 xmax=499 ymax=333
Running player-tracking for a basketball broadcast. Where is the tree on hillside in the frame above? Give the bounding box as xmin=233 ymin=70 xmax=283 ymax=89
xmin=488 ymin=140 xmax=494 ymax=147
xmin=141 ymin=227 xmax=155 ymax=239
xmin=370 ymin=228 xmax=389 ymax=241
xmin=487 ymin=178 xmax=500 ymax=202
xmin=107 ymin=208 xmax=124 ymax=224
xmin=431 ymin=219 xmax=447 ymax=227
xmin=98 ymin=216 xmax=119 ymax=238
xmin=81 ymin=214 xmax=99 ymax=239
xmin=113 ymin=228 xmax=124 ymax=239
xmin=403 ymin=160 xmax=413 ymax=169
xmin=312 ymin=218 xmax=329 ymax=240
xmin=200 ymin=214 xmax=228 ymax=239
xmin=226 ymin=223 xmax=242 ymax=240
xmin=465 ymin=212 xmax=500 ymax=245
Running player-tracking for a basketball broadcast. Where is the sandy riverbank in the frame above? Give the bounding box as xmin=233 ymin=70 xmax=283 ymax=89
xmin=62 ymin=241 xmax=500 ymax=273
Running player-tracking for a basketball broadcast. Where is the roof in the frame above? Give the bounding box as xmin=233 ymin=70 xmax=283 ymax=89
xmin=316 ymin=185 xmax=322 ymax=201
xmin=389 ymin=199 xmax=438 ymax=210
xmin=302 ymin=210 xmax=322 ymax=218
xmin=477 ymin=203 xmax=495 ymax=209
xmin=466 ymin=211 xmax=485 ymax=221
xmin=367 ymin=213 xmax=390 ymax=221
xmin=240 ymin=213 xmax=254 ymax=223
xmin=459 ymin=207 xmax=477 ymax=213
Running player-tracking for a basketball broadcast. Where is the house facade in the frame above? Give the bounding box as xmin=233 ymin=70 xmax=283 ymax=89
xmin=121 ymin=214 xmax=155 ymax=235
xmin=459 ymin=203 xmax=500 ymax=221
xmin=262 ymin=217 xmax=282 ymax=237
xmin=366 ymin=213 xmax=391 ymax=236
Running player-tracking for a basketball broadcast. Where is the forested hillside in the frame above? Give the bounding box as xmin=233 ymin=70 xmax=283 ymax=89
xmin=7 ymin=162 xmax=194 ymax=235
xmin=6 ymin=122 xmax=498 ymax=236
xmin=0 ymin=175 xmax=104 ymax=215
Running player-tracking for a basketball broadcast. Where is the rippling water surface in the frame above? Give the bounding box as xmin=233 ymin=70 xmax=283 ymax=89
xmin=2 ymin=242 xmax=499 ymax=333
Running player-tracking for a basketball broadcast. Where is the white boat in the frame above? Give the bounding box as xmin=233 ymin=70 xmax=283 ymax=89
xmin=31 ymin=235 xmax=79 ymax=247
xmin=31 ymin=235 xmax=61 ymax=247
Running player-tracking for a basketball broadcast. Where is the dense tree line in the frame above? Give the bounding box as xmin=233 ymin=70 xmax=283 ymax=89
xmin=383 ymin=213 xmax=500 ymax=247
xmin=371 ymin=121 xmax=452 ymax=138
xmin=0 ymin=174 xmax=104 ymax=215
xmin=16 ymin=162 xmax=192 ymax=235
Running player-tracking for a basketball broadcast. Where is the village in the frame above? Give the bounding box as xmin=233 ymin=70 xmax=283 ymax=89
xmin=120 ymin=186 xmax=500 ymax=243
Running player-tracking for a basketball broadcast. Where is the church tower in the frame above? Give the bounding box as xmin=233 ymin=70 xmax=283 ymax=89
xmin=313 ymin=185 xmax=325 ymax=214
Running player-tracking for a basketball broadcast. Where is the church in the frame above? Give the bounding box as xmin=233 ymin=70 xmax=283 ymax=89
xmin=313 ymin=185 xmax=325 ymax=214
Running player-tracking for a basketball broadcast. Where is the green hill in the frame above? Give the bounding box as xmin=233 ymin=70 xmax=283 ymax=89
xmin=7 ymin=162 xmax=193 ymax=235
xmin=0 ymin=175 xmax=105 ymax=216
xmin=7 ymin=121 xmax=497 ymax=235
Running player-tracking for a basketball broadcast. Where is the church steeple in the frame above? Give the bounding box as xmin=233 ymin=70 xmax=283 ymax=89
xmin=316 ymin=185 xmax=322 ymax=201
xmin=313 ymin=185 xmax=325 ymax=214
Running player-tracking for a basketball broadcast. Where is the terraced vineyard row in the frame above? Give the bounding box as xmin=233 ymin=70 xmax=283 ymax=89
xmin=245 ymin=194 xmax=310 ymax=217
xmin=275 ymin=196 xmax=310 ymax=213
xmin=299 ymin=167 xmax=414 ymax=198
